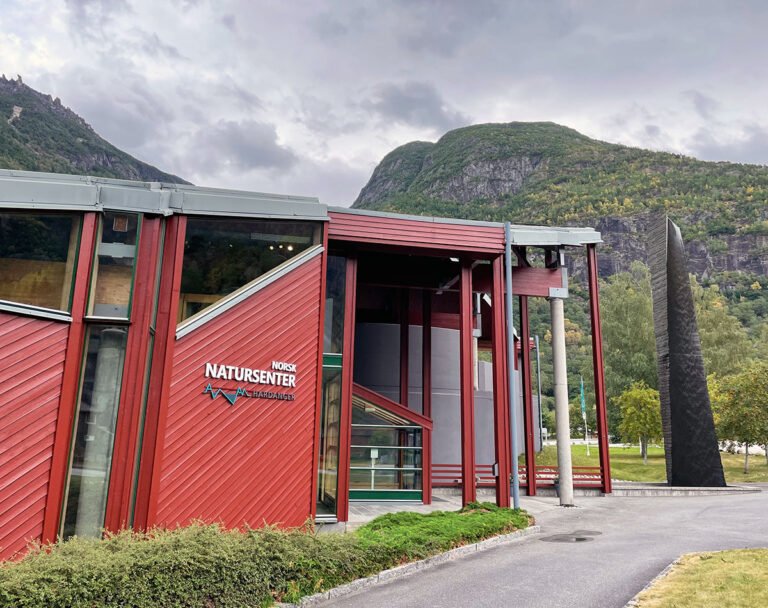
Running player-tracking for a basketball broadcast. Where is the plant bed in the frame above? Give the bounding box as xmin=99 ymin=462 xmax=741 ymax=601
xmin=0 ymin=502 xmax=530 ymax=607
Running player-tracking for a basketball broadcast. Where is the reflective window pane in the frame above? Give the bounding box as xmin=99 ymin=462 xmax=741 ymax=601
xmin=89 ymin=212 xmax=139 ymax=318
xmin=0 ymin=212 xmax=80 ymax=311
xmin=62 ymin=326 xmax=128 ymax=539
xmin=316 ymin=368 xmax=342 ymax=516
xmin=179 ymin=218 xmax=319 ymax=322
xmin=323 ymin=256 xmax=346 ymax=353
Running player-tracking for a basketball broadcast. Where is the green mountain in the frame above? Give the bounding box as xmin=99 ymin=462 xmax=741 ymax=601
xmin=353 ymin=122 xmax=768 ymax=282
xmin=0 ymin=75 xmax=188 ymax=183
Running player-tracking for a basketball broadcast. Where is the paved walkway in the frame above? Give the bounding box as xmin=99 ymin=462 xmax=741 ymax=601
xmin=329 ymin=484 xmax=768 ymax=608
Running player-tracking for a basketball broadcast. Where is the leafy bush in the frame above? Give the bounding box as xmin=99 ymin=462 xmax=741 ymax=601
xmin=0 ymin=503 xmax=529 ymax=607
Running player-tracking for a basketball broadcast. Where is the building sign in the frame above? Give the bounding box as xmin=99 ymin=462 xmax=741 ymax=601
xmin=203 ymin=361 xmax=297 ymax=405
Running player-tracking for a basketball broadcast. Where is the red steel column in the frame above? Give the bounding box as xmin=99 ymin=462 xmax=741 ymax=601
xmin=459 ymin=260 xmax=476 ymax=505
xmin=587 ymin=244 xmax=612 ymax=494
xmin=335 ymin=256 xmax=358 ymax=522
xmin=309 ymin=226 xmax=330 ymax=519
xmin=42 ymin=212 xmax=99 ymax=543
xmin=491 ymin=256 xmax=511 ymax=507
xmin=421 ymin=290 xmax=432 ymax=504
xmin=104 ymin=216 xmax=163 ymax=532
xmin=519 ymin=296 xmax=537 ymax=496
xmin=399 ymin=288 xmax=409 ymax=407
xmin=133 ymin=215 xmax=187 ymax=529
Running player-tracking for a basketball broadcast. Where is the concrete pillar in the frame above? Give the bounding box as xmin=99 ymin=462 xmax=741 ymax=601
xmin=550 ymin=297 xmax=574 ymax=506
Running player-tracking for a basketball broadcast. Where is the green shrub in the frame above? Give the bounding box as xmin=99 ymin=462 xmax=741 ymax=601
xmin=0 ymin=503 xmax=529 ymax=607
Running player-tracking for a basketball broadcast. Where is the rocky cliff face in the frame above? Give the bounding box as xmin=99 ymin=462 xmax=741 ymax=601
xmin=0 ymin=76 xmax=188 ymax=184
xmin=353 ymin=122 xmax=768 ymax=283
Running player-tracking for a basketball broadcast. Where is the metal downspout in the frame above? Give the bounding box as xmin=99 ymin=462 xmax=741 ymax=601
xmin=504 ymin=222 xmax=521 ymax=509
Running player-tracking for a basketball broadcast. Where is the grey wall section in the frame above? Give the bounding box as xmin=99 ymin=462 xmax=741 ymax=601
xmin=354 ymin=323 xmax=525 ymax=468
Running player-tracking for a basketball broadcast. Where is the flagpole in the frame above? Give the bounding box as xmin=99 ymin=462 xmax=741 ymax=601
xmin=580 ymin=375 xmax=590 ymax=457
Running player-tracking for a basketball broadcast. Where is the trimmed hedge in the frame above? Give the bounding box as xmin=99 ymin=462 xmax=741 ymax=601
xmin=0 ymin=503 xmax=530 ymax=607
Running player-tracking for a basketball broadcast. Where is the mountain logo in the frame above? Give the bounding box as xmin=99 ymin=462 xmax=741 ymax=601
xmin=203 ymin=383 xmax=248 ymax=406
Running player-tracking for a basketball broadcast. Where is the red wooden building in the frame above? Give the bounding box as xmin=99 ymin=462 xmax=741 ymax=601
xmin=0 ymin=170 xmax=611 ymax=560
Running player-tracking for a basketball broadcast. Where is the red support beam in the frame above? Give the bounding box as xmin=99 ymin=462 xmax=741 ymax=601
xmin=519 ymin=296 xmax=537 ymax=496
xmin=399 ymin=288 xmax=409 ymax=407
xmin=422 ymin=290 xmax=432 ymax=504
xmin=133 ymin=215 xmax=187 ymax=529
xmin=459 ymin=260 xmax=476 ymax=505
xmin=587 ymin=244 xmax=612 ymax=494
xmin=104 ymin=216 xmax=163 ymax=532
xmin=335 ymin=256 xmax=358 ymax=522
xmin=309 ymin=226 xmax=330 ymax=519
xmin=42 ymin=212 xmax=99 ymax=543
xmin=491 ymin=256 xmax=511 ymax=507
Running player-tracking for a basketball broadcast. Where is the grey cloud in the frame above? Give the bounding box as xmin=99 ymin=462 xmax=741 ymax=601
xmin=138 ymin=31 xmax=186 ymax=60
xmin=393 ymin=0 xmax=507 ymax=57
xmin=310 ymin=12 xmax=349 ymax=39
xmin=363 ymin=81 xmax=470 ymax=131
xmin=65 ymin=0 xmax=132 ymax=32
xmin=221 ymin=14 xmax=237 ymax=32
xmin=186 ymin=120 xmax=297 ymax=173
xmin=684 ymin=90 xmax=719 ymax=120
xmin=49 ymin=68 xmax=175 ymax=152
xmin=298 ymin=94 xmax=363 ymax=136
xmin=688 ymin=124 xmax=768 ymax=165
xmin=645 ymin=125 xmax=662 ymax=138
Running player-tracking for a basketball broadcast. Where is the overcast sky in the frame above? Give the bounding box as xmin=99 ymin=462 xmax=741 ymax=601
xmin=2 ymin=0 xmax=767 ymax=205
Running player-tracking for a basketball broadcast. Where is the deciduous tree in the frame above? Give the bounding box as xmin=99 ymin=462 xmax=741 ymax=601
xmin=710 ymin=362 xmax=768 ymax=473
xmin=617 ymin=381 xmax=662 ymax=464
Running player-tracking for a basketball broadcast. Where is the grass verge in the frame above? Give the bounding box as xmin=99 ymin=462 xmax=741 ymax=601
xmin=634 ymin=549 xmax=768 ymax=607
xmin=0 ymin=502 xmax=530 ymax=607
xmin=529 ymin=445 xmax=768 ymax=483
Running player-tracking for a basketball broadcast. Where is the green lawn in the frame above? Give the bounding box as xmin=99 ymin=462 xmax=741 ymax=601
xmin=634 ymin=550 xmax=768 ymax=607
xmin=525 ymin=445 xmax=768 ymax=483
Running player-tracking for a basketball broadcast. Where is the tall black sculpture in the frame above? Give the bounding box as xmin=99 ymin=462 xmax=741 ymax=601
xmin=648 ymin=215 xmax=726 ymax=487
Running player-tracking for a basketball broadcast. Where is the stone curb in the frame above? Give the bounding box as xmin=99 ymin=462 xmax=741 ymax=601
xmin=623 ymin=557 xmax=681 ymax=607
xmin=611 ymin=485 xmax=761 ymax=497
xmin=278 ymin=525 xmax=541 ymax=607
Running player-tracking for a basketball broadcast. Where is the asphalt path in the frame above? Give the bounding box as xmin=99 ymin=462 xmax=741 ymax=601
xmin=325 ymin=485 xmax=768 ymax=608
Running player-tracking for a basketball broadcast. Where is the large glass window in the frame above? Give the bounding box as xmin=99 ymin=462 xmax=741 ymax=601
xmin=316 ymin=367 xmax=342 ymax=517
xmin=349 ymin=394 xmax=423 ymax=501
xmin=62 ymin=326 xmax=128 ymax=539
xmin=89 ymin=212 xmax=139 ymax=318
xmin=323 ymin=256 xmax=346 ymax=353
xmin=178 ymin=218 xmax=318 ymax=322
xmin=0 ymin=212 xmax=80 ymax=311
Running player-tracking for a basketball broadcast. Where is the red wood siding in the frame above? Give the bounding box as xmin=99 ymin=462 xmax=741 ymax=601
xmin=0 ymin=313 xmax=68 ymax=559
xmin=154 ymin=256 xmax=323 ymax=529
xmin=328 ymin=211 xmax=505 ymax=254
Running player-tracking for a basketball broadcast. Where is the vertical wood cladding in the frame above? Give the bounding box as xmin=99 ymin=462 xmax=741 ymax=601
xmin=155 ymin=256 xmax=323 ymax=528
xmin=0 ymin=313 xmax=68 ymax=559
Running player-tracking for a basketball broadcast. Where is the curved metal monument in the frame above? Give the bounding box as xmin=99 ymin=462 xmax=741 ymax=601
xmin=649 ymin=215 xmax=726 ymax=487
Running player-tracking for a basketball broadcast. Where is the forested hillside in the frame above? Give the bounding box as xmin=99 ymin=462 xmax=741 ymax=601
xmin=0 ymin=75 xmax=187 ymax=183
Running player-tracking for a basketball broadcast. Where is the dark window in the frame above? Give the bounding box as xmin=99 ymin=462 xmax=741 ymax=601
xmin=0 ymin=212 xmax=80 ymax=311
xmin=179 ymin=218 xmax=318 ymax=322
